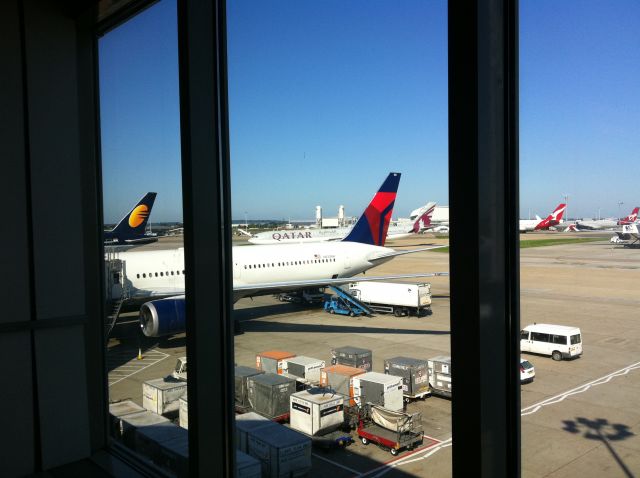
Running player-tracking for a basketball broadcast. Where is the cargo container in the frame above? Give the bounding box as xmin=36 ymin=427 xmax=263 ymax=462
xmin=330 ymin=346 xmax=372 ymax=371
xmin=179 ymin=393 xmax=188 ymax=429
xmin=352 ymin=372 xmax=404 ymax=411
xmin=283 ymin=356 xmax=325 ymax=383
xmin=237 ymin=450 xmax=262 ymax=478
xmin=236 ymin=412 xmax=277 ymax=452
xmin=109 ymin=400 xmax=145 ymax=437
xmin=348 ymin=281 xmax=432 ymax=316
xmin=142 ymin=377 xmax=188 ymax=415
xmin=256 ymin=350 xmax=296 ymax=374
xmin=320 ymin=364 xmax=365 ymax=406
xmin=428 ymin=355 xmax=452 ymax=398
xmin=248 ymin=373 xmax=297 ymax=419
xmin=235 ymin=365 xmax=265 ymax=409
xmin=384 ymin=356 xmax=430 ymax=401
xmin=135 ymin=422 xmax=188 ymax=477
xmin=247 ymin=423 xmax=312 ymax=478
xmin=117 ymin=410 xmax=171 ymax=447
xmin=289 ymin=389 xmax=344 ymax=436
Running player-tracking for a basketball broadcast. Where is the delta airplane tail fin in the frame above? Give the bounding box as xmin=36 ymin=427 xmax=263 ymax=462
xmin=110 ymin=192 xmax=157 ymax=239
xmin=342 ymin=172 xmax=401 ymax=246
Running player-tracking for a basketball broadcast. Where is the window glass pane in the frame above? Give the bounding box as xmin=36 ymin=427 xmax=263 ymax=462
xmin=228 ymin=1 xmax=451 ymax=475
xmin=521 ymin=2 xmax=639 ymax=475
xmin=99 ymin=1 xmax=188 ymax=474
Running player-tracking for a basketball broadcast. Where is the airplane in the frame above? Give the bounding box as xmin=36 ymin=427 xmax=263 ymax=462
xmin=519 ymin=203 xmax=566 ymax=232
xmin=618 ymin=207 xmax=639 ymax=225
xmin=104 ymin=192 xmax=158 ymax=245
xmin=104 ymin=173 xmax=447 ymax=337
xmin=573 ymin=217 xmax=618 ymax=231
xmin=246 ymin=201 xmax=437 ymax=244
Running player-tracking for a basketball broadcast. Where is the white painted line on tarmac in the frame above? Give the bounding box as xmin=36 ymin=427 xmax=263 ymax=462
xmin=364 ymin=359 xmax=640 ymax=475
xmin=312 ymin=453 xmax=361 ymax=475
xmin=521 ymin=360 xmax=640 ymax=417
xmin=108 ymin=349 xmax=170 ymax=387
xmin=359 ymin=438 xmax=452 ymax=478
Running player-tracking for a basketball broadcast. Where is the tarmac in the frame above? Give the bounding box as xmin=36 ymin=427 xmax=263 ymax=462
xmin=107 ymin=232 xmax=640 ymax=477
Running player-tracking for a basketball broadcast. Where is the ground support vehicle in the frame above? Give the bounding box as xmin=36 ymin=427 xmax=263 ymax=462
xmin=356 ymin=405 xmax=423 ymax=456
xmin=276 ymin=288 xmax=325 ymax=305
xmin=348 ymin=281 xmax=432 ymax=316
xmin=520 ymin=323 xmax=582 ymax=360
xmin=324 ymin=286 xmax=373 ymax=316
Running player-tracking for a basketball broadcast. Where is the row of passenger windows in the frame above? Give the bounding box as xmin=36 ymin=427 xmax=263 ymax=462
xmin=136 ymin=270 xmax=185 ymax=279
xmin=521 ymin=331 xmax=570 ymax=345
xmin=243 ymin=258 xmax=336 ymax=269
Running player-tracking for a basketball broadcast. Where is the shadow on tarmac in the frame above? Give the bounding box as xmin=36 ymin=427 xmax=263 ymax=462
xmin=562 ymin=417 xmax=635 ymax=478
xmin=238 ymin=320 xmax=450 ymax=336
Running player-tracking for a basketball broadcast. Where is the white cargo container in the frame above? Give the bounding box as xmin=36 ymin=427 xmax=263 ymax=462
xmin=143 ymin=378 xmax=188 ymax=415
xmin=283 ymin=356 xmax=325 ymax=383
xmin=118 ymin=410 xmax=171 ymax=447
xmin=237 ymin=450 xmax=262 ymax=478
xmin=236 ymin=412 xmax=277 ymax=452
xmin=289 ymin=389 xmax=344 ymax=436
xmin=179 ymin=393 xmax=188 ymax=429
xmin=352 ymin=372 xmax=404 ymax=411
xmin=428 ymin=355 xmax=452 ymax=398
xmin=135 ymin=422 xmax=188 ymax=477
xmin=247 ymin=424 xmax=312 ymax=478
xmin=348 ymin=281 xmax=431 ymax=316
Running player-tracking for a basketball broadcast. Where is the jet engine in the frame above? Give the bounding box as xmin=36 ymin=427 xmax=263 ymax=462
xmin=139 ymin=296 xmax=185 ymax=337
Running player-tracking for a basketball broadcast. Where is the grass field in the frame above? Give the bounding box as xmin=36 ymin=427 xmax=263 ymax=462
xmin=429 ymin=237 xmax=603 ymax=253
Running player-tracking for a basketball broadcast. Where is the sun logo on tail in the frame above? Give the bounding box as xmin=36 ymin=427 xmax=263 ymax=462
xmin=129 ymin=205 xmax=150 ymax=228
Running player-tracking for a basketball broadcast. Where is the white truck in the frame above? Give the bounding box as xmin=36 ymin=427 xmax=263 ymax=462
xmin=348 ymin=282 xmax=431 ymax=316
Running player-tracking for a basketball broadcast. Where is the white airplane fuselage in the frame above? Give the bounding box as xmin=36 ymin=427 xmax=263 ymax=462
xmin=114 ymin=241 xmax=394 ymax=301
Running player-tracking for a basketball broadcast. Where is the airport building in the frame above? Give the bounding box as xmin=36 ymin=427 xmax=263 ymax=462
xmin=1 ymin=1 xmax=519 ymax=477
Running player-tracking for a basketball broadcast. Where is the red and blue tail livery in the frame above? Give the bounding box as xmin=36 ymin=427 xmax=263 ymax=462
xmin=342 ymin=172 xmax=401 ymax=246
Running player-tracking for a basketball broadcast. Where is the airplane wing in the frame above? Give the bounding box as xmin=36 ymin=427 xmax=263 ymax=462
xmin=233 ymin=272 xmax=449 ymax=299
xmin=237 ymin=228 xmax=253 ymax=237
xmin=367 ymin=245 xmax=448 ymax=263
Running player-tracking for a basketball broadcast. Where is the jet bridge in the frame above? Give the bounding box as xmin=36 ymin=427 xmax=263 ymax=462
xmin=104 ymin=249 xmax=130 ymax=337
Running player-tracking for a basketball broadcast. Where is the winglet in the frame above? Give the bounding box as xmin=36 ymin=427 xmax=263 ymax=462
xmin=342 ymin=173 xmax=401 ymax=246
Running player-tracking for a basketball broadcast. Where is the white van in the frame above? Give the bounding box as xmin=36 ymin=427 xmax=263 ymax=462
xmin=520 ymin=324 xmax=582 ymax=361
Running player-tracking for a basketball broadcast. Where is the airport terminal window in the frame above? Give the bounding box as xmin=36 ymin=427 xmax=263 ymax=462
xmin=520 ymin=3 xmax=639 ymax=476
xmin=99 ymin=1 xmax=187 ymax=475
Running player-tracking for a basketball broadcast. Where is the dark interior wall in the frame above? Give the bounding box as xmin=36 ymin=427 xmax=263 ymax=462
xmin=0 ymin=0 xmax=103 ymax=474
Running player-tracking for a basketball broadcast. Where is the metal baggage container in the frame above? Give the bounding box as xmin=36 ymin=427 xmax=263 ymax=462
xmin=427 ymin=355 xmax=452 ymax=397
xmin=178 ymin=393 xmax=188 ymax=429
xmin=289 ymin=388 xmax=344 ymax=436
xmin=247 ymin=423 xmax=312 ymax=478
xmin=283 ymin=356 xmax=325 ymax=383
xmin=134 ymin=422 xmax=188 ymax=476
xmin=330 ymin=346 xmax=372 ymax=371
xmin=142 ymin=377 xmax=187 ymax=415
xmin=384 ymin=356 xmax=430 ymax=400
xmin=319 ymin=364 xmax=365 ymax=406
xmin=237 ymin=450 xmax=262 ymax=478
xmin=236 ymin=412 xmax=277 ymax=452
xmin=248 ymin=373 xmax=297 ymax=419
xmin=118 ymin=410 xmax=171 ymax=447
xmin=109 ymin=400 xmax=145 ymax=438
xmin=236 ymin=365 xmax=265 ymax=408
xmin=352 ymin=372 xmax=404 ymax=411
xmin=256 ymin=350 xmax=296 ymax=374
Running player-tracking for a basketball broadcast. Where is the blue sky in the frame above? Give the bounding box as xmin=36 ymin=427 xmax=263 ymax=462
xmin=99 ymin=0 xmax=640 ymax=223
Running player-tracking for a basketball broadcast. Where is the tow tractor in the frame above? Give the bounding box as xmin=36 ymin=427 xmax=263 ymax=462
xmin=357 ymin=404 xmax=424 ymax=456
xmin=323 ymin=286 xmax=373 ymax=317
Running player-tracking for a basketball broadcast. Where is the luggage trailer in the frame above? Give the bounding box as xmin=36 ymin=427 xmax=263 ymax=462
xmin=356 ymin=407 xmax=424 ymax=456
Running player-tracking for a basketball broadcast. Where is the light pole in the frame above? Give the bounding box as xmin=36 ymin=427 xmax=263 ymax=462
xmin=562 ymin=193 xmax=570 ymax=221
xmin=597 ymin=208 xmax=602 ymax=221
xmin=244 ymin=211 xmax=248 ymax=229
xmin=618 ymin=202 xmax=623 ymax=222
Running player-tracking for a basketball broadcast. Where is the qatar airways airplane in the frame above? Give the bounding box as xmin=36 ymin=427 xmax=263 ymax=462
xmin=519 ymin=203 xmax=566 ymax=232
xmin=246 ymin=201 xmax=437 ymax=244
xmin=105 ymin=173 xmax=446 ymax=337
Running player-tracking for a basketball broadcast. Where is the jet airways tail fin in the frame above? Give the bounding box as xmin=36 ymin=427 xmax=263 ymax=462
xmin=342 ymin=173 xmax=400 ymax=246
xmin=110 ymin=192 xmax=157 ymax=238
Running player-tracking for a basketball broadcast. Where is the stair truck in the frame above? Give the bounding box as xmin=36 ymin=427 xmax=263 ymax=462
xmin=323 ymin=286 xmax=374 ymax=317
xmin=348 ymin=281 xmax=432 ymax=317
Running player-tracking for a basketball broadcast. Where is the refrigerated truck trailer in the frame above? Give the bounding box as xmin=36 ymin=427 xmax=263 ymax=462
xmin=348 ymin=282 xmax=431 ymax=316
